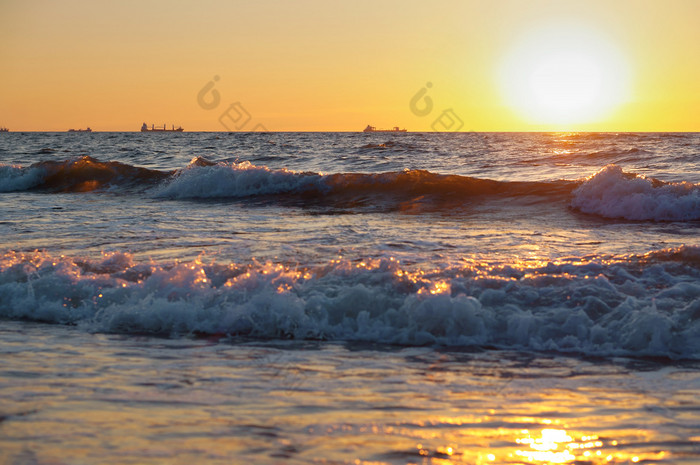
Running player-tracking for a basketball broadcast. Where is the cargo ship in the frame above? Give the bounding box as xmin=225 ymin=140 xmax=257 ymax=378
xmin=0 ymin=127 xmax=8 ymax=132
xmin=68 ymin=127 xmax=92 ymax=132
xmin=363 ymin=124 xmax=407 ymax=133
xmin=141 ymin=123 xmax=184 ymax=132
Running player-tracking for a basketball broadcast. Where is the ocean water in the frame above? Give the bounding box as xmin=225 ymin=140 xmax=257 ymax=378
xmin=1 ymin=131 xmax=699 ymax=464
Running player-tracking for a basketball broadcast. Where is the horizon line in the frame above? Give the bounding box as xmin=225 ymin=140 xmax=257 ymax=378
xmin=2 ymin=130 xmax=700 ymax=134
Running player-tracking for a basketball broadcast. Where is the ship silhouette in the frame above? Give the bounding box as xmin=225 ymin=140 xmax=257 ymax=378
xmin=141 ymin=123 xmax=184 ymax=132
xmin=363 ymin=124 xmax=407 ymax=133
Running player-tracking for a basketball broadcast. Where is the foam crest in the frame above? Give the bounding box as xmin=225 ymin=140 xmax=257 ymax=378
xmin=154 ymin=159 xmax=326 ymax=199
xmin=1 ymin=156 xmax=574 ymax=204
xmin=2 ymin=248 xmax=699 ymax=359
xmin=572 ymin=165 xmax=700 ymax=221
xmin=154 ymin=159 xmax=574 ymax=205
xmin=0 ymin=164 xmax=46 ymax=192
xmin=641 ymin=245 xmax=700 ymax=265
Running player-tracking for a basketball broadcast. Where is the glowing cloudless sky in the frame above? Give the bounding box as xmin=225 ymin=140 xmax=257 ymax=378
xmin=1 ymin=0 xmax=699 ymax=131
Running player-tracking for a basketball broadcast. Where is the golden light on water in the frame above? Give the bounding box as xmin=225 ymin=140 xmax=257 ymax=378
xmin=385 ymin=415 xmax=673 ymax=465
xmin=516 ymin=428 xmax=669 ymax=464
xmin=515 ymin=429 xmax=576 ymax=463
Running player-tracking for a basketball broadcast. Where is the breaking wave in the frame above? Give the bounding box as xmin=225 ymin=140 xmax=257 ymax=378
xmin=0 ymin=156 xmax=171 ymax=192
xmin=3 ymin=157 xmax=699 ymax=221
xmin=571 ymin=165 xmax=700 ymax=221
xmin=2 ymin=247 xmax=700 ymax=359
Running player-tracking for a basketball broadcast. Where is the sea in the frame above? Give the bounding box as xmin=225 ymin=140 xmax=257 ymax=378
xmin=1 ymin=131 xmax=699 ymax=464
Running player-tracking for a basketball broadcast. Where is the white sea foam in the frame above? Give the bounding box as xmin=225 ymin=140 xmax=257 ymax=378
xmin=572 ymin=165 xmax=700 ymax=221
xmin=0 ymin=164 xmax=45 ymax=192
xmin=154 ymin=160 xmax=326 ymax=199
xmin=2 ymin=249 xmax=699 ymax=359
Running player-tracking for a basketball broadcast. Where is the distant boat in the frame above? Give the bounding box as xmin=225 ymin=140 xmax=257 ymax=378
xmin=363 ymin=124 xmax=407 ymax=133
xmin=68 ymin=127 xmax=92 ymax=132
xmin=0 ymin=127 xmax=8 ymax=132
xmin=141 ymin=123 xmax=184 ymax=132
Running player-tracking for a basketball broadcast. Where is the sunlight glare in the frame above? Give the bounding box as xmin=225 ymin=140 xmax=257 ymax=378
xmin=499 ymin=23 xmax=630 ymax=126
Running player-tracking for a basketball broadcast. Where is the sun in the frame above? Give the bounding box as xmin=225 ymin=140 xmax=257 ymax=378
xmin=499 ymin=23 xmax=630 ymax=127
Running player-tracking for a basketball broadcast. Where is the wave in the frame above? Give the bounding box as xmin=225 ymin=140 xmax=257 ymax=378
xmin=1 ymin=247 xmax=699 ymax=359
xmin=0 ymin=156 xmax=170 ymax=193
xmin=154 ymin=159 xmax=327 ymax=199
xmin=1 ymin=156 xmax=573 ymax=201
xmin=154 ymin=157 xmax=574 ymax=204
xmin=153 ymin=160 xmax=700 ymax=221
xmin=3 ymin=157 xmax=699 ymax=221
xmin=0 ymin=164 xmax=47 ymax=192
xmin=571 ymin=165 xmax=700 ymax=221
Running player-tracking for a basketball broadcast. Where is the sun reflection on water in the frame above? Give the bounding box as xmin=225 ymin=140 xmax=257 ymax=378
xmin=506 ymin=426 xmax=666 ymax=464
xmin=516 ymin=429 xmax=576 ymax=463
xmin=401 ymin=420 xmax=672 ymax=465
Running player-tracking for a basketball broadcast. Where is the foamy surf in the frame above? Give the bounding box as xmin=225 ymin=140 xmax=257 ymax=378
xmin=5 ymin=157 xmax=700 ymax=223
xmin=0 ymin=163 xmax=46 ymax=192
xmin=154 ymin=158 xmax=327 ymax=199
xmin=2 ymin=247 xmax=699 ymax=359
xmin=572 ymin=164 xmax=700 ymax=221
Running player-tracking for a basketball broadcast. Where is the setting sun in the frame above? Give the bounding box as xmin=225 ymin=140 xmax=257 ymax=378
xmin=499 ymin=23 xmax=630 ymax=127
xmin=1 ymin=1 xmax=699 ymax=131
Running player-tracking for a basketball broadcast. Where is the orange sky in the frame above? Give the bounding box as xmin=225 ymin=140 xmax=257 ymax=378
xmin=1 ymin=0 xmax=699 ymax=131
